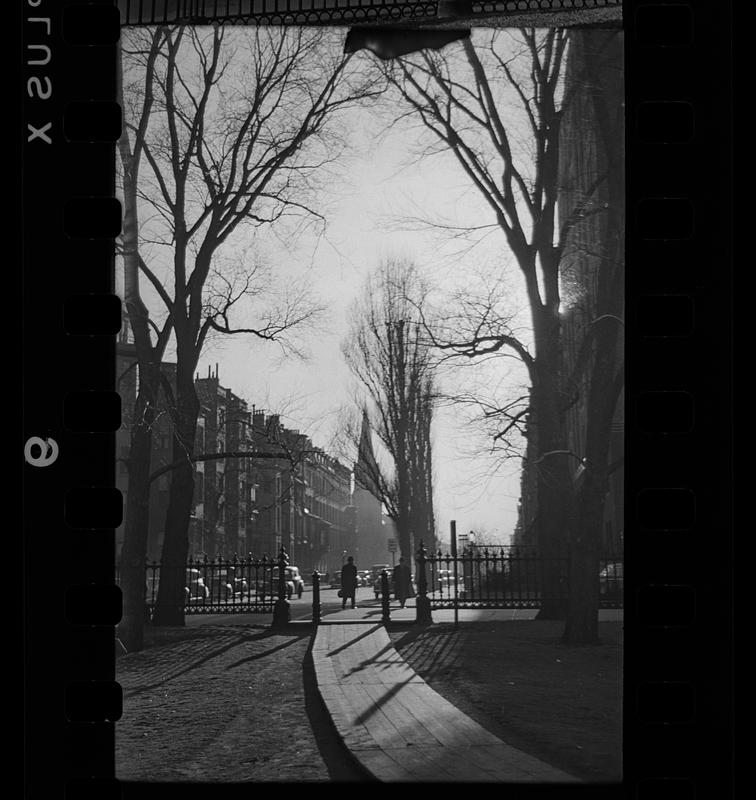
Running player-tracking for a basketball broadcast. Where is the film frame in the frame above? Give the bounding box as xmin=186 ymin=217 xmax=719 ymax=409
xmin=20 ymin=0 xmax=734 ymax=796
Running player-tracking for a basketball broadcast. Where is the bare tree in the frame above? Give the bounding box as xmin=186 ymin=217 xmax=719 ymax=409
xmin=558 ymin=29 xmax=624 ymax=645
xmin=342 ymin=259 xmax=437 ymax=559
xmin=119 ymin=25 xmax=382 ymax=628
xmin=419 ymin=269 xmax=533 ymax=472
xmin=117 ymin=27 xmax=173 ymax=652
xmin=380 ymin=28 xmax=622 ymax=621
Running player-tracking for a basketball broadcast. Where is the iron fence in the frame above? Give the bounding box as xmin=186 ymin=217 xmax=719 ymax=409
xmin=118 ymin=554 xmax=284 ymax=620
xmin=417 ymin=546 xmax=623 ymax=610
xmin=116 ymin=545 xmax=623 ymax=625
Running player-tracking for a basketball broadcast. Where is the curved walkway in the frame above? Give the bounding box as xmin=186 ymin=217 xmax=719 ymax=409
xmin=311 ymin=623 xmax=579 ymax=783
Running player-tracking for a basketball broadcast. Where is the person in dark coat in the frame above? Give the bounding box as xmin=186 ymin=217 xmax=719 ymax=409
xmin=392 ymin=557 xmax=415 ymax=609
xmin=340 ymin=556 xmax=358 ymax=609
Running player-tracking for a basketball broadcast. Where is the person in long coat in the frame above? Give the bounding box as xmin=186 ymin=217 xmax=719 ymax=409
xmin=340 ymin=556 xmax=358 ymax=609
xmin=392 ymin=557 xmax=415 ymax=609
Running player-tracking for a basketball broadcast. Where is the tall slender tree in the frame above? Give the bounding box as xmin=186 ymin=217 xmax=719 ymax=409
xmin=343 ymin=259 xmax=437 ymax=559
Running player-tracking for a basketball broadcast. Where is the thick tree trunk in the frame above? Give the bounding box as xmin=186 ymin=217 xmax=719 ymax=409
xmin=563 ymin=298 xmax=622 ymax=643
xmin=117 ymin=364 xmax=161 ymax=652
xmin=118 ymin=136 xmax=165 ymax=650
xmin=531 ymin=318 xmax=575 ymax=620
xmin=562 ymin=477 xmax=604 ymax=644
xmin=396 ymin=506 xmax=413 ymax=562
xmin=116 ymin=34 xmax=165 ymax=652
xmin=535 ymin=460 xmax=574 ymax=619
xmin=561 ymin=30 xmax=624 ymax=645
xmin=152 ymin=366 xmax=200 ymax=627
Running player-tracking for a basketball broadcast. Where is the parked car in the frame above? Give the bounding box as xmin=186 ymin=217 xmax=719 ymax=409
xmin=357 ymin=570 xmax=372 ymax=587
xmin=210 ymin=567 xmax=248 ymax=600
xmin=286 ymin=566 xmax=305 ymax=599
xmin=599 ymin=562 xmax=624 ymax=600
xmin=185 ymin=568 xmax=210 ymax=603
xmin=264 ymin=567 xmax=295 ymax=600
xmin=436 ymin=569 xmax=463 ymax=587
xmin=330 ymin=570 xmax=342 ymax=589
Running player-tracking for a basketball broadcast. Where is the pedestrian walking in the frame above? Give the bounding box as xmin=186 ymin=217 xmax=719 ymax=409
xmin=340 ymin=556 xmax=358 ymax=609
xmin=392 ymin=557 xmax=415 ymax=609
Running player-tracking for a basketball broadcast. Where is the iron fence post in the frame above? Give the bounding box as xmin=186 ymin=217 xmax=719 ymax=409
xmin=271 ymin=546 xmax=291 ymax=629
xmin=451 ymin=521 xmax=458 ymax=627
xmin=312 ymin=570 xmax=321 ymax=625
xmin=415 ymin=540 xmax=433 ymax=626
xmin=381 ymin=569 xmax=391 ymax=624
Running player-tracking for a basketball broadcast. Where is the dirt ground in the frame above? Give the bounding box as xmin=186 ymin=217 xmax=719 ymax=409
xmin=389 ymin=620 xmax=623 ymax=783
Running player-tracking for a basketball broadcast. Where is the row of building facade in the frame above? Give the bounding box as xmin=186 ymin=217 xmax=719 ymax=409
xmin=116 ymin=341 xmax=396 ymax=576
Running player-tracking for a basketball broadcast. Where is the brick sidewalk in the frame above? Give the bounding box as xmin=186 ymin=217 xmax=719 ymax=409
xmin=116 ymin=622 xmax=371 ymax=783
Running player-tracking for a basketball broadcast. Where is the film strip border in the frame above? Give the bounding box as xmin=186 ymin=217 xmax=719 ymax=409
xmin=627 ymin=2 xmax=733 ymax=797
xmin=116 ymin=0 xmax=623 ymax=28
xmin=19 ymin=1 xmax=732 ymax=797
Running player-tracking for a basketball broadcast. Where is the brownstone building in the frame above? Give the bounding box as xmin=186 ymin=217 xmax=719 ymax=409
xmin=193 ymin=367 xmax=259 ymax=558
xmin=117 ymin=328 xmax=356 ymax=570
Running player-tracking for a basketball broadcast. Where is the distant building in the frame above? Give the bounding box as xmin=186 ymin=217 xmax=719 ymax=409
xmin=248 ymin=410 xmax=355 ymax=574
xmin=194 ymin=367 xmax=257 ymax=558
xmin=302 ymin=447 xmax=355 ymax=576
xmin=116 ymin=345 xmax=355 ymax=568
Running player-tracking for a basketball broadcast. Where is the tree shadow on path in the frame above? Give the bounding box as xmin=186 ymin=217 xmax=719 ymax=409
xmin=123 ymin=628 xmax=295 ymax=697
xmin=302 ymin=639 xmax=377 ymax=782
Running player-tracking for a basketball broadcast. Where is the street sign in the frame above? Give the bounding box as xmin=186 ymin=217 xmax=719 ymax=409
xmin=387 ymin=539 xmax=397 ymax=553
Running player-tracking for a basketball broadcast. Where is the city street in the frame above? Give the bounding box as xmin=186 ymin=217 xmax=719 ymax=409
xmin=181 ymin=586 xmax=625 ymax=628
